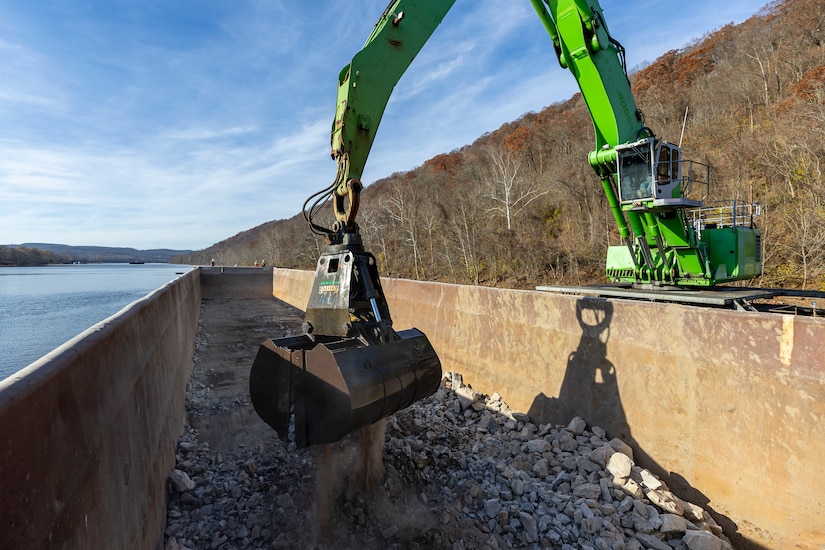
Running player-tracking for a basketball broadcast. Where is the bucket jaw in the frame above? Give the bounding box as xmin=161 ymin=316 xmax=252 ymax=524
xmin=250 ymin=239 xmax=441 ymax=448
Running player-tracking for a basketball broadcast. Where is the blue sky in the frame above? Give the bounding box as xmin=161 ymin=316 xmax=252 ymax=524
xmin=0 ymin=0 xmax=765 ymax=251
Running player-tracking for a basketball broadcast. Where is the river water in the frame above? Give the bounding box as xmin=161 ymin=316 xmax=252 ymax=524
xmin=0 ymin=263 xmax=193 ymax=382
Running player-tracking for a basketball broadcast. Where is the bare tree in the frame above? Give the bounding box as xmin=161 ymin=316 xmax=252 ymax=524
xmin=480 ymin=147 xmax=549 ymax=231
xmin=382 ymin=182 xmax=423 ymax=279
xmin=359 ymin=209 xmax=391 ymax=275
xmin=449 ymin=202 xmax=481 ymax=284
xmin=782 ymin=194 xmax=825 ymax=289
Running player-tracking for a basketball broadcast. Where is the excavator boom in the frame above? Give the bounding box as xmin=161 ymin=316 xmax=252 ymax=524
xmin=536 ymin=0 xmax=761 ymax=285
xmin=331 ymin=1 xmax=456 ymax=187
xmin=251 ymin=1 xmax=452 ymax=448
xmin=250 ymin=0 xmax=762 ymax=449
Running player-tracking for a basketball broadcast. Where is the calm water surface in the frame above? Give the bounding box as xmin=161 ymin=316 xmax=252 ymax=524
xmin=0 ymin=263 xmax=193 ymax=381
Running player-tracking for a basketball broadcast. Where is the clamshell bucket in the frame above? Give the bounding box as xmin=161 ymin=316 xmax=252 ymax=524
xmin=249 ymin=241 xmax=442 ymax=448
xmin=249 ymin=328 xmax=441 ymax=448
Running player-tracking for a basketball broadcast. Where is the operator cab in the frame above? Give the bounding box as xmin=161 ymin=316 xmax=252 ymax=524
xmin=616 ymin=137 xmax=693 ymax=208
xmin=617 ymin=139 xmax=654 ymax=202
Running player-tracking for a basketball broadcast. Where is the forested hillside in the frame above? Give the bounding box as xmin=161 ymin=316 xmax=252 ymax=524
xmin=0 ymin=246 xmax=71 ymax=266
xmin=178 ymin=0 xmax=825 ymax=290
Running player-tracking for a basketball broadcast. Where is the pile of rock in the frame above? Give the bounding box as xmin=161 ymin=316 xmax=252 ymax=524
xmin=392 ymin=374 xmax=732 ymax=549
xmin=164 ymin=373 xmax=733 ymax=550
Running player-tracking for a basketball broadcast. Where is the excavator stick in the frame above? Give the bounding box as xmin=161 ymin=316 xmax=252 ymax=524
xmin=249 ymin=241 xmax=441 ymax=448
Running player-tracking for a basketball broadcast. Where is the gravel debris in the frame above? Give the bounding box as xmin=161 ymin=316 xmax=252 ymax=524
xmin=164 ymin=373 xmax=734 ymax=550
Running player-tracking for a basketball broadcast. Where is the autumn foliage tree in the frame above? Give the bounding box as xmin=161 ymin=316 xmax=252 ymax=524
xmin=179 ymin=0 xmax=825 ymax=291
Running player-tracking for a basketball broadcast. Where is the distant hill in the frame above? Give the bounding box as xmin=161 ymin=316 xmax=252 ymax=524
xmin=16 ymin=243 xmax=192 ymax=264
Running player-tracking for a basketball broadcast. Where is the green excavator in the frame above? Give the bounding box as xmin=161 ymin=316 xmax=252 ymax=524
xmin=250 ymin=0 xmax=763 ymax=448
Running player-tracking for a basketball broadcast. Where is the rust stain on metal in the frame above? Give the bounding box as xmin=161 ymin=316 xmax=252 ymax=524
xmin=779 ymin=315 xmax=794 ymax=367
xmin=271 ymin=269 xmax=825 ymax=548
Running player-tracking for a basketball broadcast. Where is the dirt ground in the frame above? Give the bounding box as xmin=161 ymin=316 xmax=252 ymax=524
xmin=186 ymin=295 xmax=303 ymax=455
xmin=176 ymin=296 xmax=484 ymax=549
xmin=169 ymin=296 xmax=733 ymax=550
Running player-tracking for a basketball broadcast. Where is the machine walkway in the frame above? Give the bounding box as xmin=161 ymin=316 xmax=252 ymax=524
xmin=537 ymin=284 xmax=825 ymax=315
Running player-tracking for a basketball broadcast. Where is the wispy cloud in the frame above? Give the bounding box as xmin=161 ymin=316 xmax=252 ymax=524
xmin=159 ymin=126 xmax=258 ymax=142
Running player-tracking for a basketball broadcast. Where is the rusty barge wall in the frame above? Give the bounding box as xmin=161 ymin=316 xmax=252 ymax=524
xmin=1 ymin=266 xmax=821 ymax=548
xmin=273 ymin=267 xmax=825 ymax=549
xmin=0 ymin=267 xmax=275 ymax=550
xmin=0 ymin=269 xmax=202 ymax=550
xmin=0 ymin=267 xmax=276 ymax=550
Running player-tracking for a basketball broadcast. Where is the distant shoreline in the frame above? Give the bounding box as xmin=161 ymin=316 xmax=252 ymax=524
xmin=1 ymin=243 xmax=192 ymax=266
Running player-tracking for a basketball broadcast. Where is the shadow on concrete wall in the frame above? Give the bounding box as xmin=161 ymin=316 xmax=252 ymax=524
xmin=526 ymin=297 xmax=765 ymax=550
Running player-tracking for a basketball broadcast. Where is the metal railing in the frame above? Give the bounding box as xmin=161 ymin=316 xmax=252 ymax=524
xmin=688 ymin=200 xmax=761 ymax=233
xmin=676 ymin=159 xmax=711 ymax=202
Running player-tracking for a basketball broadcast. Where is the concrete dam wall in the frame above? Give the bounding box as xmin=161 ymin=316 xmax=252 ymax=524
xmin=1 ymin=267 xmax=822 ymax=548
xmin=273 ymin=267 xmax=825 ymax=549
